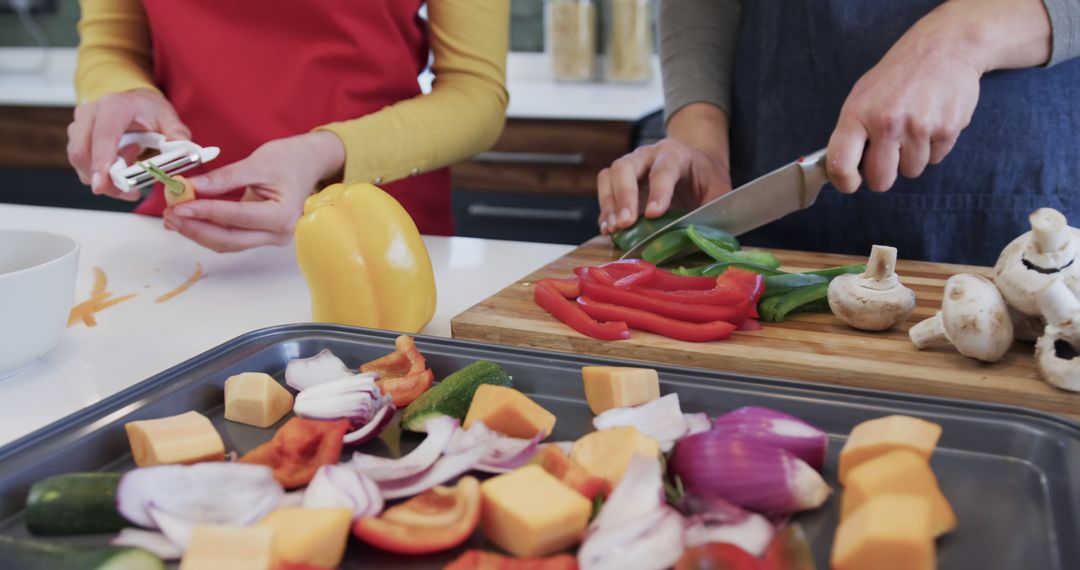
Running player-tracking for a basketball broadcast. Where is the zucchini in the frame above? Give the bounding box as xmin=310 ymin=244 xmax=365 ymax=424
xmin=0 ymin=535 xmax=163 ymax=570
xmin=26 ymin=473 xmax=127 ymax=536
xmin=400 ymin=360 xmax=512 ymax=432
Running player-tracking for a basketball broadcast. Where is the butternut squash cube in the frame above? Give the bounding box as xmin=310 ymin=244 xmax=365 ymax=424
xmin=831 ymin=494 xmax=935 ymax=570
xmin=463 ymin=384 xmax=556 ymax=439
xmin=581 ymin=366 xmax=660 ymax=415
xmin=224 ymin=372 xmax=294 ymax=428
xmin=838 ymin=415 xmax=942 ymax=483
xmin=180 ymin=525 xmax=274 ymax=570
xmin=258 ymin=507 xmax=352 ymax=568
xmin=841 ymin=449 xmax=956 ymax=537
xmin=125 ymin=411 xmax=225 ymax=467
xmin=570 ymin=426 xmax=661 ymax=488
xmin=480 ymin=465 xmax=591 ymax=558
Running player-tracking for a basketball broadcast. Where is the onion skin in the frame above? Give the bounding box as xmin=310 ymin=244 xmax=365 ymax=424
xmin=670 ymin=432 xmax=831 ymax=515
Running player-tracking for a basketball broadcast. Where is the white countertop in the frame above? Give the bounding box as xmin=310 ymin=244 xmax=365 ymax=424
xmin=0 ymin=203 xmax=574 ymax=447
xmin=0 ymin=49 xmax=662 ymax=122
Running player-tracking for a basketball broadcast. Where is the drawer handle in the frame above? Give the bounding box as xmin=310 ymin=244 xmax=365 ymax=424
xmin=472 ymin=151 xmax=587 ymax=166
xmin=466 ymin=204 xmax=587 ymax=222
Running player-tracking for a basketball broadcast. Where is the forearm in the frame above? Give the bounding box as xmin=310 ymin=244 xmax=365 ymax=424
xmin=659 ymin=0 xmax=740 ymax=122
xmin=75 ymin=0 xmax=158 ymax=103
xmin=317 ymin=0 xmax=508 ymax=186
xmin=910 ymin=0 xmax=1053 ymax=73
xmin=666 ymin=103 xmax=730 ymax=165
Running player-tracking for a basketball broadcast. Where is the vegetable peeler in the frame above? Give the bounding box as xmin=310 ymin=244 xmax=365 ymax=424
xmin=108 ymin=132 xmax=220 ymax=194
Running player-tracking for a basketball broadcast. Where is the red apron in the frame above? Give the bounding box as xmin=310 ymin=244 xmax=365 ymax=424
xmin=137 ymin=0 xmax=453 ymax=236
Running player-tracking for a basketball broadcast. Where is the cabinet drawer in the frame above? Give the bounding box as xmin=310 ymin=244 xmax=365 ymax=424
xmin=452 ymin=190 xmax=600 ymax=245
xmin=451 ymin=119 xmax=634 ymax=196
xmin=0 ymin=107 xmax=72 ymax=169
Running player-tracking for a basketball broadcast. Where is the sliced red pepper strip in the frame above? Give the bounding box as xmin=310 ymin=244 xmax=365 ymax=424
xmin=627 ymin=283 xmax=749 ymax=306
xmin=577 ymin=296 xmax=736 ymax=342
xmin=634 ymin=269 xmax=718 ymax=291
xmin=718 ymin=267 xmax=766 ymax=302
xmin=353 ymin=476 xmax=481 ymax=555
xmin=737 ymin=318 xmax=763 ymax=332
xmin=536 ymin=277 xmax=580 ymax=299
xmin=359 ymin=335 xmax=426 ymax=378
xmin=534 ymin=281 xmax=630 ymax=341
xmin=586 ymin=266 xmax=618 ymax=286
xmin=580 ymin=278 xmax=751 ymax=324
xmin=239 ymin=417 xmax=350 ymax=489
xmin=376 ymin=368 xmax=434 ymax=407
xmin=446 ymin=550 xmax=580 ymax=570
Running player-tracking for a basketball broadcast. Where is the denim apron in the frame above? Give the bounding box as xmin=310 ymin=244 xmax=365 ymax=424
xmin=730 ymin=0 xmax=1080 ymax=265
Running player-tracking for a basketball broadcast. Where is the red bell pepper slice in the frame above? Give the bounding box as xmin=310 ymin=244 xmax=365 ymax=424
xmin=674 ymin=543 xmax=761 ymax=570
xmin=536 ymin=277 xmax=581 ymax=299
xmin=360 ymin=335 xmax=426 ymax=378
xmin=634 ymin=269 xmax=718 ymax=291
xmin=579 ymin=278 xmax=751 ymax=324
xmin=577 ymin=296 xmax=736 ymax=342
xmin=531 ymin=443 xmax=608 ymax=500
xmin=585 ymin=260 xmax=657 ymax=287
xmin=376 ymin=368 xmax=434 ymax=407
xmin=534 ymin=281 xmax=630 ymax=341
xmin=762 ymin=524 xmax=816 ymax=570
xmin=718 ymin=268 xmax=766 ymax=303
xmin=627 ymin=283 xmax=750 ymax=306
xmin=353 ymin=476 xmax=481 ymax=555
xmin=446 ymin=550 xmax=580 ymax=570
xmin=239 ymin=417 xmax=350 ymax=489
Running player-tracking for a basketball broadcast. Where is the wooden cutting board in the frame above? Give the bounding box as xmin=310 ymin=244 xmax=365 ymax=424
xmin=451 ymin=237 xmax=1080 ymax=420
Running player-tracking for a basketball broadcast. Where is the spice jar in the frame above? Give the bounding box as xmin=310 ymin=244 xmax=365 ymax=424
xmin=604 ymin=0 xmax=653 ymax=82
xmin=546 ymin=0 xmax=597 ymax=81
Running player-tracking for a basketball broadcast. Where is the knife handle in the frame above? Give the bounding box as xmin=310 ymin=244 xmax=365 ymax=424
xmin=797 ymin=149 xmax=829 ymax=208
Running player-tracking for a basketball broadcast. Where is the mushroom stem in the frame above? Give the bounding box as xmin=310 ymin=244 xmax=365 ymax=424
xmin=1037 ymin=279 xmax=1080 ymax=328
xmin=909 ymin=313 xmax=948 ymax=349
xmin=1030 ymin=208 xmax=1070 ymax=255
xmin=864 ymin=245 xmax=898 ymax=282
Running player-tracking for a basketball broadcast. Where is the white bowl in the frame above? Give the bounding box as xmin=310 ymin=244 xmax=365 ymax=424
xmin=0 ymin=230 xmax=80 ymax=380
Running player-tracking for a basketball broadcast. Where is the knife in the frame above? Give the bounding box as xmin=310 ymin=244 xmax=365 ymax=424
xmin=619 ymin=148 xmax=830 ymax=260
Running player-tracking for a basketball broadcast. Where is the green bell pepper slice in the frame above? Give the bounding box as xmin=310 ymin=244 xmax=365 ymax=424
xmin=686 ymin=225 xmax=781 ymax=269
xmin=759 ymin=282 xmax=830 ymax=323
xmin=610 ymin=211 xmax=686 ymax=252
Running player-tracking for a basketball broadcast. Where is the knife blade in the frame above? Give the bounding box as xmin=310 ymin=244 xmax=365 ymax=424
xmin=619 ymin=148 xmax=830 ymax=260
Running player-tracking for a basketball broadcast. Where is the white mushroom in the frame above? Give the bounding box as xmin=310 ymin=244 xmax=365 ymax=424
xmin=1034 ymin=278 xmax=1080 ymax=392
xmin=1009 ymin=306 xmax=1045 ymax=343
xmin=909 ymin=274 xmax=1014 ymax=363
xmin=993 ymin=208 xmax=1080 ymax=318
xmin=827 ymin=245 xmax=916 ymax=331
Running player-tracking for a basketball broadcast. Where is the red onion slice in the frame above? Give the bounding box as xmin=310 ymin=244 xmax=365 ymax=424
xmin=679 ymin=495 xmax=774 ymax=557
xmin=713 ymin=406 xmax=828 ymax=471
xmin=284 ymin=349 xmax=358 ymax=391
xmin=684 ymin=412 xmax=712 ymax=436
xmin=592 ymin=394 xmax=688 ymax=452
xmin=377 ymin=443 xmax=489 ymax=500
xmin=110 ymin=528 xmax=183 ymax=561
xmin=303 ymin=465 xmax=383 ymax=520
xmin=670 ymin=433 xmax=831 ymax=515
xmin=293 ymin=375 xmax=386 ymax=427
xmin=578 ymin=507 xmax=685 ymax=570
xmin=342 ymin=401 xmax=395 ymax=446
xmin=349 ymin=416 xmax=459 ymax=480
xmin=591 ymin=454 xmax=666 ymax=530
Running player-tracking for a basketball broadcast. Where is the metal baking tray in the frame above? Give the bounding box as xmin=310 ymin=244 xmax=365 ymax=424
xmin=0 ymin=324 xmax=1077 ymax=569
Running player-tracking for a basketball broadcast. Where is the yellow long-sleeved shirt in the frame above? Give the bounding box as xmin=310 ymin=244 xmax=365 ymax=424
xmin=75 ymin=0 xmax=509 ymax=187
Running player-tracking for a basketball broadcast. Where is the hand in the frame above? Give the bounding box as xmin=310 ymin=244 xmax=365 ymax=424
xmin=826 ymin=0 xmax=1053 ymax=193
xmin=597 ymin=103 xmax=732 ymax=234
xmin=67 ymin=89 xmax=191 ymax=200
xmin=163 ymin=131 xmax=345 ymax=253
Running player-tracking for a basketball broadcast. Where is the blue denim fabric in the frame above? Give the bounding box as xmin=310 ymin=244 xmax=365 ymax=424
xmin=729 ymin=0 xmax=1080 ymax=265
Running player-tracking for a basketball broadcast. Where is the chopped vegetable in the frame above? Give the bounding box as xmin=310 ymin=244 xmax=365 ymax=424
xmin=110 ymin=529 xmax=183 ymax=561
xmin=581 ymin=365 xmax=660 ymax=415
xmin=687 ymin=225 xmax=781 ymax=268
xmin=531 ymin=444 xmax=607 ymax=500
xmin=579 ymin=277 xmax=753 ymax=323
xmin=669 ymin=432 xmax=831 ymax=515
xmin=179 ymin=525 xmax=273 ymax=570
xmin=258 ymin=507 xmax=352 ymax=568
xmin=713 ymin=406 xmax=828 ymax=471
xmin=481 ymin=466 xmax=592 ymax=558
xmin=223 ymin=372 xmax=294 ymax=428
xmin=116 ymin=463 xmax=283 ymax=548
xmin=837 ymin=415 xmax=942 ymax=484
xmin=445 ymin=550 xmax=580 ymax=570
xmin=302 ymin=465 xmax=384 ymax=520
xmin=239 ymin=417 xmax=351 ymax=489
xmin=361 ymin=335 xmax=435 ymax=407
xmin=124 ymin=411 xmax=225 ymax=467
xmin=449 ymin=421 xmax=545 ymax=473
xmin=374 ymin=369 xmax=433 ymax=408
xmin=376 ymin=433 xmax=489 ymax=500
xmin=759 ymin=282 xmax=829 ymax=323
xmin=464 ymin=384 xmax=557 ymax=439
xmin=284 ymin=349 xmax=356 ymax=391
xmin=570 ymin=426 xmax=661 ymax=488
xmin=640 ymin=228 xmax=697 ymax=265
xmin=592 ymin=393 xmax=689 ymax=452
xmin=291 ymin=375 xmax=396 ymax=445
xmin=577 ymin=296 xmax=737 ymax=342
xmin=534 ymin=279 xmax=631 ymax=341
xmin=0 ymin=534 xmax=164 ymax=570
xmin=841 ymin=449 xmax=956 ymax=537
xmin=679 ymin=494 xmax=774 ymax=557
xmin=140 ymin=160 xmax=195 ymax=207
xmin=400 ymin=360 xmax=514 ymax=432
xmin=830 ymin=495 xmax=935 ymax=570
xmin=348 ymin=416 xmax=458 ymax=481
xmin=25 ymin=472 xmax=126 ymax=536
xmin=610 ymin=211 xmax=688 ymax=252
xmin=762 ymin=524 xmax=817 ymax=570
xmin=673 ymin=543 xmax=761 ymax=570
xmin=353 ymin=476 xmax=481 ymax=554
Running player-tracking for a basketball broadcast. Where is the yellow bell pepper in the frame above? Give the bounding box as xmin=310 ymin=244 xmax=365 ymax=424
xmin=295 ymin=183 xmax=437 ymax=333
